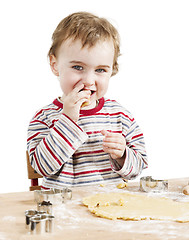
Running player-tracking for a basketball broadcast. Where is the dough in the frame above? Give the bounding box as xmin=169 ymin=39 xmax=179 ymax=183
xmin=83 ymin=192 xmax=189 ymax=222
xmin=81 ymin=101 xmax=90 ymax=108
xmin=117 ymin=182 xmax=127 ymax=189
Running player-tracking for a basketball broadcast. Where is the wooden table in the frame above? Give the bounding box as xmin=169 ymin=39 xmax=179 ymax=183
xmin=1 ymin=178 xmax=189 ymax=240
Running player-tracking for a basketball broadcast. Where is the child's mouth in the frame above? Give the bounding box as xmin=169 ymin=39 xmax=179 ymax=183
xmin=90 ymin=90 xmax=96 ymax=96
xmin=79 ymin=88 xmax=96 ymax=96
xmin=80 ymin=89 xmax=96 ymax=108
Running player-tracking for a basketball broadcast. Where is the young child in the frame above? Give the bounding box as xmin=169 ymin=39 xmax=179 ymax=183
xmin=27 ymin=12 xmax=148 ymax=189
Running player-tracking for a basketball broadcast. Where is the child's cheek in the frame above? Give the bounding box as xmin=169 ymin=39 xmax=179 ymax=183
xmin=59 ymin=76 xmax=77 ymax=95
xmin=98 ymin=79 xmax=109 ymax=97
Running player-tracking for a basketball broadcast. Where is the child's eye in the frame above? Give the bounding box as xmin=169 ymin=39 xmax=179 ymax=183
xmin=72 ymin=65 xmax=83 ymax=71
xmin=96 ymin=69 xmax=106 ymax=73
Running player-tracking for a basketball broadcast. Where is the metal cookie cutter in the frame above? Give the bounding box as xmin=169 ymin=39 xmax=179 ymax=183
xmin=34 ymin=188 xmax=72 ymax=212
xmin=25 ymin=210 xmax=54 ymax=233
xmin=140 ymin=176 xmax=168 ymax=192
xmin=25 ymin=210 xmax=45 ymax=229
xmin=38 ymin=201 xmax=53 ymax=215
xmin=30 ymin=213 xmax=55 ymax=234
xmin=62 ymin=187 xmax=72 ymax=202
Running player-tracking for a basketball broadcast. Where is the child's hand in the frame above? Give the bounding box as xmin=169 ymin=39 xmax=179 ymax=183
xmin=62 ymin=82 xmax=91 ymax=122
xmin=101 ymin=130 xmax=126 ymax=161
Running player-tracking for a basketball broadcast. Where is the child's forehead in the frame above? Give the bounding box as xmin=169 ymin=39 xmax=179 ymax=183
xmin=62 ymin=37 xmax=114 ymax=51
xmin=58 ymin=38 xmax=114 ymax=65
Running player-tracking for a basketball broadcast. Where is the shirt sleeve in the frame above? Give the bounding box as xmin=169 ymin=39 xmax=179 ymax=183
xmin=110 ymin=116 xmax=148 ymax=180
xmin=27 ymin=114 xmax=88 ymax=176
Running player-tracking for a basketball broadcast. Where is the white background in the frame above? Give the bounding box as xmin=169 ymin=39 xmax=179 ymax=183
xmin=0 ymin=0 xmax=189 ymax=193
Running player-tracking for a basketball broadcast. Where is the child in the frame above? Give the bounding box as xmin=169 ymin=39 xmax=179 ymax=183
xmin=27 ymin=12 xmax=148 ymax=189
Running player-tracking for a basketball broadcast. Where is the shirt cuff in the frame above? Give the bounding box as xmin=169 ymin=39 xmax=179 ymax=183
xmin=110 ymin=147 xmax=132 ymax=177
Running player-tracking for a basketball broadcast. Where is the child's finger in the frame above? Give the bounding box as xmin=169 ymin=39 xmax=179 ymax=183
xmin=103 ymin=141 xmax=123 ymax=151
xmin=102 ymin=131 xmax=121 ymax=140
xmin=101 ymin=129 xmax=109 ymax=136
xmin=76 ymin=97 xmax=91 ymax=108
xmin=104 ymin=134 xmax=125 ymax=145
xmin=73 ymin=81 xmax=85 ymax=93
xmin=103 ymin=146 xmax=122 ymax=159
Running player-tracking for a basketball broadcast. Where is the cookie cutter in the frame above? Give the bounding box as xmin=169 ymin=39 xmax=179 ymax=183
xmin=34 ymin=188 xmax=72 ymax=211
xmin=140 ymin=176 xmax=168 ymax=192
xmin=25 ymin=210 xmax=54 ymax=233
xmin=25 ymin=210 xmax=45 ymax=229
xmin=30 ymin=213 xmax=55 ymax=234
xmin=38 ymin=201 xmax=53 ymax=215
xmin=63 ymin=187 xmax=72 ymax=202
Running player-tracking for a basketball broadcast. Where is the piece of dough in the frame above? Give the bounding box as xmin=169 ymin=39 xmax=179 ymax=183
xmin=81 ymin=101 xmax=90 ymax=108
xmin=146 ymin=180 xmax=157 ymax=188
xmin=117 ymin=182 xmax=127 ymax=189
xmin=83 ymin=192 xmax=189 ymax=222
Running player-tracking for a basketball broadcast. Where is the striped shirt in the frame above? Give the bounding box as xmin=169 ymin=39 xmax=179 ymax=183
xmin=27 ymin=97 xmax=148 ymax=188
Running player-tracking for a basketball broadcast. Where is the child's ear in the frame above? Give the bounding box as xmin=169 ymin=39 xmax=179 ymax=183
xmin=49 ymin=55 xmax=59 ymax=76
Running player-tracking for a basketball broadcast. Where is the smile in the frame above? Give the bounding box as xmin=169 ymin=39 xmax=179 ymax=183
xmin=79 ymin=88 xmax=96 ymax=96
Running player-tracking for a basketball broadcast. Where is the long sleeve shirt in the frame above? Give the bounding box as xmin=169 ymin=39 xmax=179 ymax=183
xmin=27 ymin=97 xmax=148 ymax=188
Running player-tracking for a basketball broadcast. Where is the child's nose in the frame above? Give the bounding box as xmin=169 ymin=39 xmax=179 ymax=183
xmin=82 ymin=71 xmax=95 ymax=86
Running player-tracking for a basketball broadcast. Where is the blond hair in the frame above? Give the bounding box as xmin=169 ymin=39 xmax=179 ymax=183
xmin=48 ymin=12 xmax=120 ymax=76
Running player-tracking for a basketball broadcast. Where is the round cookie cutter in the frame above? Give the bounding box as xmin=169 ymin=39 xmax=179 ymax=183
xmin=140 ymin=176 xmax=168 ymax=192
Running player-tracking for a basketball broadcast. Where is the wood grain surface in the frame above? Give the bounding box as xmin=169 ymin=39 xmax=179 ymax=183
xmin=0 ymin=178 xmax=189 ymax=240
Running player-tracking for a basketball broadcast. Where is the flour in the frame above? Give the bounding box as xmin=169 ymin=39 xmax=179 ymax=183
xmin=0 ymin=233 xmax=7 ymax=240
xmin=147 ymin=190 xmax=189 ymax=202
xmin=53 ymin=191 xmax=189 ymax=239
xmin=2 ymin=216 xmax=16 ymax=222
xmin=52 ymin=183 xmax=189 ymax=239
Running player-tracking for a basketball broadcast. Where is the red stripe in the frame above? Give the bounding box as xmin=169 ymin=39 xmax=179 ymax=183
xmin=30 ymin=147 xmax=36 ymax=153
xmin=74 ymin=149 xmax=104 ymax=157
xmin=86 ymin=130 xmax=101 ymax=135
xmin=86 ymin=130 xmax=122 ymax=135
xmin=124 ymin=166 xmax=133 ymax=177
xmin=49 ymin=119 xmax=59 ymax=128
xmin=30 ymin=119 xmax=49 ymax=127
xmin=106 ymin=99 xmax=116 ymax=102
xmin=27 ymin=132 xmax=40 ymax=142
xmin=34 ymin=106 xmax=60 ymax=118
xmin=43 ymin=139 xmax=62 ymax=166
xmin=131 ymin=133 xmax=143 ymax=140
xmin=53 ymin=127 xmax=75 ymax=150
xmin=62 ymin=168 xmax=112 ymax=176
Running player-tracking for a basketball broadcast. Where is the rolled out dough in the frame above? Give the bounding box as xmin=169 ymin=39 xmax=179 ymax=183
xmin=83 ymin=192 xmax=189 ymax=222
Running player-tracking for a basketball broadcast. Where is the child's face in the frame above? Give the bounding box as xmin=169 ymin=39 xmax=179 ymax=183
xmin=50 ymin=38 xmax=114 ymax=109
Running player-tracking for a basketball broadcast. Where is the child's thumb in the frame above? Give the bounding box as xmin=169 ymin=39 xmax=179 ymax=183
xmin=101 ymin=129 xmax=108 ymax=136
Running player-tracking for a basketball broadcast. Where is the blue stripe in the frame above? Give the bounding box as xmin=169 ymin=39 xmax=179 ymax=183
xmin=58 ymin=120 xmax=80 ymax=141
xmin=122 ymin=122 xmax=130 ymax=129
xmin=72 ymin=158 xmax=110 ymax=166
xmin=73 ymin=152 xmax=107 ymax=160
xmin=36 ymin=150 xmax=51 ymax=175
xmin=30 ymin=126 xmax=48 ymax=131
xmin=83 ymin=139 xmax=102 ymax=144
xmin=50 ymin=134 xmax=69 ymax=159
xmin=130 ymin=137 xmax=144 ymax=144
xmin=45 ymin=174 xmax=121 ymax=185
